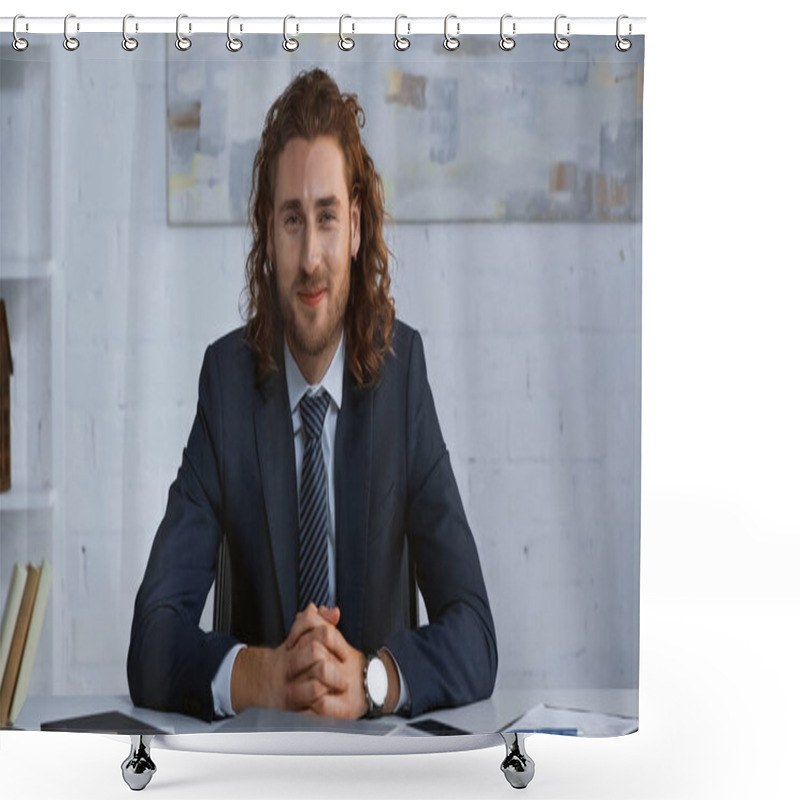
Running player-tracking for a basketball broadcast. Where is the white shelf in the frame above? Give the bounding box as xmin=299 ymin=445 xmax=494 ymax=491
xmin=0 ymin=486 xmax=56 ymax=513
xmin=0 ymin=34 xmax=64 ymax=697
xmin=0 ymin=259 xmax=56 ymax=281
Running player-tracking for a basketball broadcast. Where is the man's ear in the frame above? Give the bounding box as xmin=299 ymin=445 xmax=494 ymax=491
xmin=350 ymin=196 xmax=361 ymax=260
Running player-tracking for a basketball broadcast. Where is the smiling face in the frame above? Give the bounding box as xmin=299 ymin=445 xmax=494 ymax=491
xmin=267 ymin=135 xmax=361 ymax=384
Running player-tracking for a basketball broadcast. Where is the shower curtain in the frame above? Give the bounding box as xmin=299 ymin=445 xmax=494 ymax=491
xmin=0 ymin=27 xmax=642 ymax=738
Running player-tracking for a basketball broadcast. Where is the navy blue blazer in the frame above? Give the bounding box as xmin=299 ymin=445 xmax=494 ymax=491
xmin=127 ymin=320 xmax=497 ymax=722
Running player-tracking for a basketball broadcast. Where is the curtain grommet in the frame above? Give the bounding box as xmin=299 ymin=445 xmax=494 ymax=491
xmin=63 ymin=13 xmax=80 ymax=51
xmin=394 ymin=15 xmax=410 ymax=51
xmin=554 ymin=14 xmax=570 ymax=51
xmin=226 ymin=15 xmax=243 ymax=52
xmin=339 ymin=15 xmax=355 ymax=51
xmin=443 ymin=14 xmax=460 ymax=51
xmin=615 ymin=15 xmax=632 ymax=51
xmin=499 ymin=14 xmax=516 ymax=51
xmin=175 ymin=13 xmax=191 ymax=51
xmin=283 ymin=15 xmax=299 ymax=52
xmin=122 ymin=14 xmax=138 ymax=52
xmin=12 ymin=14 xmax=29 ymax=51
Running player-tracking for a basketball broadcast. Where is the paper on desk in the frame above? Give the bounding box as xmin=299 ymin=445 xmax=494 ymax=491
xmin=503 ymin=703 xmax=637 ymax=737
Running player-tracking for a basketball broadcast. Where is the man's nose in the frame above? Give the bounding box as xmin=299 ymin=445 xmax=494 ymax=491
xmin=301 ymin=223 xmax=322 ymax=274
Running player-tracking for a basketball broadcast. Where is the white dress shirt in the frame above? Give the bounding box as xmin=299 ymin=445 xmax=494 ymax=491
xmin=211 ymin=332 xmax=408 ymax=717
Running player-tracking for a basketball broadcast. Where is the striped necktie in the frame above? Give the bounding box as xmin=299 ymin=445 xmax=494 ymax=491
xmin=297 ymin=389 xmax=332 ymax=611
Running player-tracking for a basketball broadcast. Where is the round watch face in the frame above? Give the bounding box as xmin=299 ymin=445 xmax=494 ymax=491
xmin=366 ymin=656 xmax=388 ymax=706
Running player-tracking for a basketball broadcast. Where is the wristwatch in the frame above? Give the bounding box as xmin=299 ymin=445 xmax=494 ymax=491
xmin=362 ymin=651 xmax=388 ymax=718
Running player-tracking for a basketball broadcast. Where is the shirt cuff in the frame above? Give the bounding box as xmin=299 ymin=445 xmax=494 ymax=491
xmin=382 ymin=647 xmax=411 ymax=715
xmin=211 ymin=643 xmax=247 ymax=718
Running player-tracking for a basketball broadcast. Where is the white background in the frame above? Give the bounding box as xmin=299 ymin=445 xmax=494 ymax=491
xmin=2 ymin=1 xmax=798 ymax=798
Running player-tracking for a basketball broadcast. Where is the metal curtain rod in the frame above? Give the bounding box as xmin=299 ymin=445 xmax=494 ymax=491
xmin=0 ymin=15 xmax=646 ymax=36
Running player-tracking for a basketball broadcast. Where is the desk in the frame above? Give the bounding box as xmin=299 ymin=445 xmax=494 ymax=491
xmin=11 ymin=689 xmax=637 ymax=755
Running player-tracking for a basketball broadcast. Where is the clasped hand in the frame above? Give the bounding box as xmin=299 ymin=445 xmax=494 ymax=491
xmin=258 ymin=603 xmax=367 ymax=719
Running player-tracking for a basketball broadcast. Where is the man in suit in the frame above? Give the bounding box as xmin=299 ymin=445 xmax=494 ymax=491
xmin=127 ymin=68 xmax=497 ymax=723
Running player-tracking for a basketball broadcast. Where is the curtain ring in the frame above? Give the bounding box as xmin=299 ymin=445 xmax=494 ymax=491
xmin=443 ymin=14 xmax=460 ymax=51
xmin=12 ymin=15 xmax=29 ymax=52
xmin=616 ymin=14 xmax=632 ymax=51
xmin=499 ymin=14 xmax=515 ymax=51
xmin=283 ymin=15 xmax=299 ymax=51
xmin=63 ymin=13 xmax=80 ymax=51
xmin=175 ymin=14 xmax=192 ymax=51
xmin=339 ymin=15 xmax=355 ymax=51
xmin=122 ymin=14 xmax=138 ymax=51
xmin=227 ymin=15 xmax=243 ymax=52
xmin=394 ymin=15 xmax=410 ymax=51
xmin=554 ymin=14 xmax=570 ymax=51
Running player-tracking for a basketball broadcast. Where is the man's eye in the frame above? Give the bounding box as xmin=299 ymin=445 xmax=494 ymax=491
xmin=320 ymin=211 xmax=335 ymax=224
xmin=285 ymin=214 xmax=300 ymax=227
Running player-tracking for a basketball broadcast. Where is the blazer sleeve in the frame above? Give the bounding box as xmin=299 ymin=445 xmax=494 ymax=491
xmin=385 ymin=330 xmax=498 ymax=716
xmin=127 ymin=344 xmax=240 ymax=722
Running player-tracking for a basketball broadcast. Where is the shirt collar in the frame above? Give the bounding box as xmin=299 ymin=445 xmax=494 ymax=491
xmin=284 ymin=332 xmax=345 ymax=415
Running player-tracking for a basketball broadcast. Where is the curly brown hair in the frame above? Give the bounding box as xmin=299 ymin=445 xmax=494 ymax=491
xmin=242 ymin=68 xmax=395 ymax=387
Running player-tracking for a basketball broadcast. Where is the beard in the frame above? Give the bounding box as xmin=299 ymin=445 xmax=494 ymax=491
xmin=280 ymin=270 xmax=350 ymax=359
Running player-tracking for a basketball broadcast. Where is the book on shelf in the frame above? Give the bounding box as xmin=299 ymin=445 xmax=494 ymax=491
xmin=0 ymin=559 xmax=52 ymax=727
xmin=0 ymin=563 xmax=27 ymax=682
xmin=0 ymin=297 xmax=13 ymax=492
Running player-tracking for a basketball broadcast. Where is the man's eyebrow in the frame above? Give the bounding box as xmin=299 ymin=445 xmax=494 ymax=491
xmin=277 ymin=198 xmax=301 ymax=215
xmin=277 ymin=196 xmax=341 ymax=214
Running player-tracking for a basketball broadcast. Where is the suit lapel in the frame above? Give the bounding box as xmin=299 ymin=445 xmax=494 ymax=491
xmin=254 ymin=366 xmax=298 ymax=639
xmin=334 ymin=369 xmax=372 ymax=649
